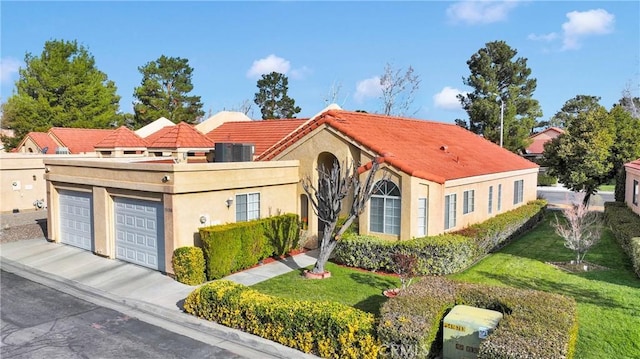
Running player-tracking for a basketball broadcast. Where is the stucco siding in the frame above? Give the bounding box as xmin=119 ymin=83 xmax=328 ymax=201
xmin=625 ymin=165 xmax=640 ymax=216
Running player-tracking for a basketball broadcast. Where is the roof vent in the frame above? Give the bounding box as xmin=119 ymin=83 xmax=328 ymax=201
xmin=440 ymin=145 xmax=448 ymax=152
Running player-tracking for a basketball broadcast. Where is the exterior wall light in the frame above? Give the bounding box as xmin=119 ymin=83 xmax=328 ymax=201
xmin=225 ymin=197 xmax=233 ymax=208
xmin=162 ymin=175 xmax=170 ymax=183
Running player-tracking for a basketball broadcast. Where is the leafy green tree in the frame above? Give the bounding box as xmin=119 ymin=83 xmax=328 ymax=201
xmin=133 ymin=55 xmax=204 ymax=127
xmin=610 ymin=104 xmax=640 ymax=200
xmin=1 ymin=39 xmax=120 ymax=149
xmin=457 ymin=40 xmax=542 ymax=153
xmin=543 ymin=96 xmax=615 ymax=206
xmin=253 ymin=72 xmax=301 ymax=119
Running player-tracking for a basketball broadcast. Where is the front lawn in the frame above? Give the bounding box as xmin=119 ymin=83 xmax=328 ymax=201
xmin=450 ymin=213 xmax=640 ymax=359
xmin=251 ymin=262 xmax=400 ymax=316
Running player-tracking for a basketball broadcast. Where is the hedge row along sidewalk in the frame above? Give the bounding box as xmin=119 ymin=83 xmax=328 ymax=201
xmin=333 ymin=199 xmax=547 ymax=275
xmin=184 ymin=280 xmax=379 ymax=359
xmin=603 ymin=201 xmax=640 ymax=278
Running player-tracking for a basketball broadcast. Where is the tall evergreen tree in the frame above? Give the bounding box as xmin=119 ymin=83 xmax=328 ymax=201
xmin=133 ymin=55 xmax=204 ymax=127
xmin=1 ymin=39 xmax=120 ymax=149
xmin=457 ymin=40 xmax=542 ymax=153
xmin=253 ymin=72 xmax=301 ymax=119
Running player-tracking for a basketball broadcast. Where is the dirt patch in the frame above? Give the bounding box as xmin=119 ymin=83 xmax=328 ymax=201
xmin=547 ymin=261 xmax=609 ymax=273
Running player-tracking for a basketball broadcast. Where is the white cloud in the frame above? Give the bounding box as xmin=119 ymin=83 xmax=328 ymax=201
xmin=290 ymin=66 xmax=312 ymax=80
xmin=528 ymin=32 xmax=558 ymax=42
xmin=354 ymin=76 xmax=382 ymax=103
xmin=246 ymin=54 xmax=291 ymax=78
xmin=0 ymin=57 xmax=21 ymax=84
xmin=433 ymin=86 xmax=465 ymax=111
xmin=561 ymin=9 xmax=615 ymax=50
xmin=446 ymin=0 xmax=519 ymax=25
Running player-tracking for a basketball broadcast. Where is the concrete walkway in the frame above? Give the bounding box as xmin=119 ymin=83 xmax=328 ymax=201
xmin=0 ymin=237 xmax=319 ymax=359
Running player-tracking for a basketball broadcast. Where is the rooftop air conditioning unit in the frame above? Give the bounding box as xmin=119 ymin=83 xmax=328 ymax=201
xmin=232 ymin=143 xmax=254 ymax=162
xmin=55 ymin=147 xmax=70 ymax=154
xmin=214 ymin=143 xmax=234 ymax=162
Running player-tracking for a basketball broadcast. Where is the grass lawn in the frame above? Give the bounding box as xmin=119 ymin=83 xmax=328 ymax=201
xmin=598 ymin=184 xmax=615 ymax=192
xmin=450 ymin=213 xmax=640 ymax=359
xmin=251 ymin=262 xmax=400 ymax=316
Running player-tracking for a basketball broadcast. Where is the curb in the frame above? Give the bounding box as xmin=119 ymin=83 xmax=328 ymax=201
xmin=0 ymin=257 xmax=318 ymax=359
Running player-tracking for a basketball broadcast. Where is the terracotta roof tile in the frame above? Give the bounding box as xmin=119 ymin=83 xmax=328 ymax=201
xmin=259 ymin=110 xmax=538 ymax=184
xmin=146 ymin=122 xmax=215 ymax=149
xmin=25 ymin=132 xmax=59 ymax=154
xmin=48 ymin=128 xmax=114 ymax=153
xmin=625 ymin=159 xmax=640 ymax=171
xmin=94 ymin=126 xmax=148 ymax=148
xmin=526 ymin=127 xmax=565 ymax=155
xmin=206 ymin=119 xmax=308 ymax=156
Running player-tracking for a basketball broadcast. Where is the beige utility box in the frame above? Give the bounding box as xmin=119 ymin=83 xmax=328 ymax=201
xmin=442 ymin=305 xmax=503 ymax=359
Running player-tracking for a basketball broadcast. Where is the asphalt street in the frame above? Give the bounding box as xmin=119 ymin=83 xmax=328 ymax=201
xmin=1 ymin=270 xmax=244 ymax=359
xmin=537 ymin=188 xmax=614 ymax=209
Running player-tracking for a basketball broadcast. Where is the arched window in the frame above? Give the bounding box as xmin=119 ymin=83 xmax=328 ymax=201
xmin=370 ymin=180 xmax=401 ymax=235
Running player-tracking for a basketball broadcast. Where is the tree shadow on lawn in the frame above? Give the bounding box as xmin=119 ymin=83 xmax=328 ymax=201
xmin=474 ymin=270 xmax=636 ymax=311
xmin=348 ymin=272 xmax=399 ymax=316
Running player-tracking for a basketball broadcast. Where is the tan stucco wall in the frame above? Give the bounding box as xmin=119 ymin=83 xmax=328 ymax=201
xmin=625 ymin=166 xmax=640 ymax=216
xmin=44 ymin=158 xmax=299 ymax=274
xmin=0 ymin=153 xmax=94 ymax=213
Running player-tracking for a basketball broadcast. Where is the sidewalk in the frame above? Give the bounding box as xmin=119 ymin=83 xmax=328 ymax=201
xmin=0 ymin=237 xmax=319 ymax=359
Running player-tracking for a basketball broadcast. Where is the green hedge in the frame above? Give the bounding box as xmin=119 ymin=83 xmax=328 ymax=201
xmin=537 ymin=173 xmax=558 ymax=186
xmin=604 ymin=202 xmax=640 ymax=277
xmin=378 ymin=277 xmax=578 ymax=359
xmin=172 ymin=246 xmax=206 ymax=285
xmin=184 ymin=280 xmax=379 ymax=359
xmin=200 ymin=214 xmax=300 ymax=280
xmin=333 ymin=234 xmax=479 ymax=275
xmin=334 ymin=200 xmax=546 ymax=275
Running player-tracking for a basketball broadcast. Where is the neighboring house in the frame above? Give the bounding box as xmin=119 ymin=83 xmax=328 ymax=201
xmin=625 ymin=159 xmax=640 ymax=216
xmin=95 ymin=126 xmax=149 ymax=158
xmin=15 ymin=127 xmax=113 ymax=154
xmin=195 ymin=111 xmax=252 ymax=135
xmin=42 ymin=108 xmax=539 ymax=274
xmin=134 ymin=117 xmax=175 ymax=138
xmin=523 ymin=127 xmax=564 ymax=163
xmin=259 ymin=110 xmax=539 ymax=240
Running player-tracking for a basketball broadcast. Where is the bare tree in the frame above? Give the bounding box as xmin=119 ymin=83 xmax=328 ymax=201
xmin=323 ymin=81 xmax=348 ymax=107
xmin=552 ymin=200 xmax=603 ymax=264
xmin=226 ymin=99 xmax=255 ymax=118
xmin=380 ymin=63 xmax=421 ymax=116
xmin=620 ymin=82 xmax=639 ymax=119
xmin=302 ymin=157 xmax=385 ymax=274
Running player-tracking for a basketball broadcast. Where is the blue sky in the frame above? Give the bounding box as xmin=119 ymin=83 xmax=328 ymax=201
xmin=1 ymin=1 xmax=638 ymax=123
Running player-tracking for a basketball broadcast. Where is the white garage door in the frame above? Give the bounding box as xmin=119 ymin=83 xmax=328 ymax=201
xmin=59 ymin=190 xmax=93 ymax=251
xmin=114 ymin=197 xmax=164 ymax=271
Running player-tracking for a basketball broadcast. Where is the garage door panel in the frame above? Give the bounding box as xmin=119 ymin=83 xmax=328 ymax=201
xmin=59 ymin=190 xmax=93 ymax=251
xmin=114 ymin=198 xmax=163 ymax=271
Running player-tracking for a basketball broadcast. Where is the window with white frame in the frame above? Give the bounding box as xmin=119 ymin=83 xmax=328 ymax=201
xmin=236 ymin=193 xmax=260 ymax=222
xmin=488 ymin=186 xmax=494 ymax=214
xmin=444 ymin=194 xmax=457 ymax=230
xmin=634 ymin=180 xmax=639 ymax=206
xmin=370 ymin=180 xmax=401 ymax=235
xmin=463 ymin=190 xmax=475 ymax=214
xmin=497 ymin=184 xmax=502 ymax=211
xmin=417 ymin=197 xmax=428 ymax=237
xmin=514 ymin=180 xmax=524 ymax=205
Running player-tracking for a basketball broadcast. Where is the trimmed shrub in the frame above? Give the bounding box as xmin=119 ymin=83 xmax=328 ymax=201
xmin=200 ymin=214 xmax=300 ymax=280
xmin=334 ymin=200 xmax=546 ymax=275
xmin=184 ymin=280 xmax=379 ymax=359
xmin=537 ymin=173 xmax=558 ymax=186
xmin=172 ymin=246 xmax=206 ymax=285
xmin=378 ymin=277 xmax=578 ymax=359
xmin=604 ymin=202 xmax=640 ymax=277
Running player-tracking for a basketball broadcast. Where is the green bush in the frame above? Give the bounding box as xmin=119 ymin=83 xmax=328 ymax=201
xmin=334 ymin=200 xmax=546 ymax=275
xmin=172 ymin=246 xmax=206 ymax=285
xmin=604 ymin=202 xmax=640 ymax=278
xmin=378 ymin=277 xmax=578 ymax=359
xmin=184 ymin=280 xmax=379 ymax=359
xmin=199 ymin=214 xmax=300 ymax=280
xmin=537 ymin=173 xmax=558 ymax=186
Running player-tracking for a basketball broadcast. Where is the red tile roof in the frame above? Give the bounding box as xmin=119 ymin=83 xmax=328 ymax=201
xmin=25 ymin=132 xmax=59 ymax=154
xmin=206 ymin=119 xmax=308 ymax=156
xmin=146 ymin=122 xmax=215 ymax=149
xmin=48 ymin=127 xmax=114 ymax=153
xmin=526 ymin=127 xmax=564 ymax=155
xmin=94 ymin=126 xmax=148 ymax=148
xmin=258 ymin=110 xmax=538 ymax=184
xmin=625 ymin=159 xmax=640 ymax=171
